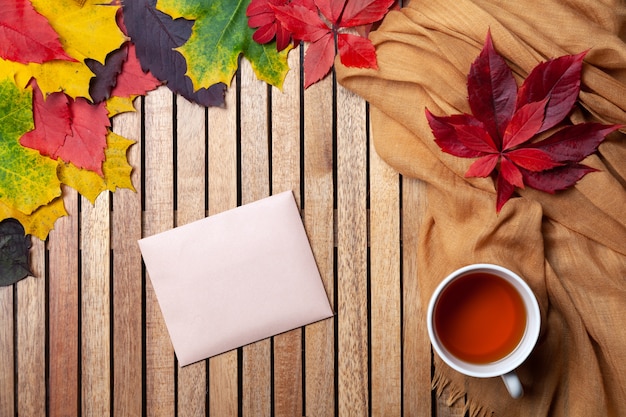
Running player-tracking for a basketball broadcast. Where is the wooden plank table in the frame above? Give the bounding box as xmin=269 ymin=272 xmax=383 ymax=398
xmin=1 ymin=54 xmax=466 ymax=416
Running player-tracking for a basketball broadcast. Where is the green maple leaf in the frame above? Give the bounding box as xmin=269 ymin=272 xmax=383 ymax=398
xmin=0 ymin=77 xmax=61 ymax=215
xmin=156 ymin=0 xmax=291 ymax=89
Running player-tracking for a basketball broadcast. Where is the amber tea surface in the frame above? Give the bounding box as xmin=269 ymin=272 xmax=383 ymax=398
xmin=434 ymin=272 xmax=527 ymax=364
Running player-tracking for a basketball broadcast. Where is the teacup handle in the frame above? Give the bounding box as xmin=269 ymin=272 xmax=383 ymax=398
xmin=501 ymin=371 xmax=523 ymax=398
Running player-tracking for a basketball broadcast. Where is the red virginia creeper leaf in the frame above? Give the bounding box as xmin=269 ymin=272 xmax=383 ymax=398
xmin=502 ymin=98 xmax=548 ymax=150
xmin=304 ymin=34 xmax=336 ymax=88
xmin=425 ymin=110 xmax=486 ymax=158
xmin=273 ymin=2 xmax=330 ymax=43
xmin=500 ymin=157 xmax=524 ymax=189
xmin=466 ymin=154 xmax=499 ymax=178
xmin=520 ymin=164 xmax=597 ymax=193
xmin=337 ymin=33 xmax=378 ymax=69
xmin=467 ymin=30 xmax=517 ymax=145
xmin=496 ymin=174 xmax=516 ymax=212
xmin=528 ymin=122 xmax=622 ymax=163
xmin=315 ymin=0 xmax=346 ymax=25
xmin=340 ymin=0 xmax=395 ymax=27
xmin=516 ymin=51 xmax=587 ymax=132
xmin=247 ymin=0 xmax=293 ymax=51
xmin=0 ymin=0 xmax=75 ymax=64
xmin=505 ymin=148 xmax=562 ymax=172
xmin=454 ymin=124 xmax=499 ymax=154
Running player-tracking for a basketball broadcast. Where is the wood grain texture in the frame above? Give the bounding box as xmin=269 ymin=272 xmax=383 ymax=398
xmin=2 ymin=41 xmax=463 ymax=417
xmin=336 ymin=84 xmax=369 ymax=416
xmin=81 ymin=191 xmax=111 ymax=417
xmin=0 ymin=286 xmax=13 ymax=417
xmin=175 ymin=96 xmax=208 ymax=417
xmin=143 ymin=86 xmax=175 ymax=417
xmin=111 ymin=101 xmax=143 ymax=417
xmin=271 ymin=49 xmax=303 ymax=417
xmin=207 ymin=77 xmax=238 ymax=417
xmin=303 ymin=73 xmax=335 ymax=417
xmin=370 ymin=129 xmax=402 ymax=416
xmin=48 ymin=187 xmax=80 ymax=417
xmin=16 ymin=239 xmax=46 ymax=417
xmin=402 ymin=177 xmax=433 ymax=417
xmin=240 ymin=57 xmax=272 ymax=417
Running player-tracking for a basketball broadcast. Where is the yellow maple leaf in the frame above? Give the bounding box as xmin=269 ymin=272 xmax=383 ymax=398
xmin=107 ymin=95 xmax=138 ymax=118
xmin=0 ymin=197 xmax=68 ymax=240
xmin=58 ymin=131 xmax=136 ymax=204
xmin=31 ymin=0 xmax=127 ymax=65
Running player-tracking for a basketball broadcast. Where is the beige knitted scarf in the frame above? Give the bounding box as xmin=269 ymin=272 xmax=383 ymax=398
xmin=336 ymin=1 xmax=626 ymax=415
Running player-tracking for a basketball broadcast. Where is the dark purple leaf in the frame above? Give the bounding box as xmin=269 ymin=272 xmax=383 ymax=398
xmin=86 ymin=43 xmax=129 ymax=103
xmin=122 ymin=0 xmax=226 ymax=107
xmin=0 ymin=219 xmax=31 ymax=287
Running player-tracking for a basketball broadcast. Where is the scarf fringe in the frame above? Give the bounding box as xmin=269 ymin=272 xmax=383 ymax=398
xmin=432 ymin=368 xmax=495 ymax=417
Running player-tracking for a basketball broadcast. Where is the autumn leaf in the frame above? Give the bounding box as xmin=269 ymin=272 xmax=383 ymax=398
xmin=247 ymin=0 xmax=294 ymax=51
xmin=426 ymin=31 xmax=622 ymax=212
xmin=87 ymin=45 xmax=129 ymax=103
xmin=30 ymin=0 xmax=127 ymax=65
xmin=122 ymin=0 xmax=226 ymax=107
xmin=0 ymin=77 xmax=61 ymax=215
xmin=273 ymin=0 xmax=394 ymax=87
xmin=58 ymin=131 xmax=136 ymax=203
xmin=20 ymin=81 xmax=110 ymax=176
xmin=0 ymin=219 xmax=31 ymax=287
xmin=0 ymin=197 xmax=67 ymax=241
xmin=156 ymin=0 xmax=292 ymax=89
xmin=0 ymin=0 xmax=75 ymax=64
xmin=3 ymin=0 xmax=128 ymax=100
xmin=110 ymin=43 xmax=161 ymax=99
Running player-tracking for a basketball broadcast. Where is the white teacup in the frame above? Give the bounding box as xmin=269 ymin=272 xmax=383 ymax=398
xmin=427 ymin=264 xmax=541 ymax=398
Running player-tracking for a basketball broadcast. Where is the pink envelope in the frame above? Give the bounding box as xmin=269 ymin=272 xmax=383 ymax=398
xmin=138 ymin=191 xmax=333 ymax=366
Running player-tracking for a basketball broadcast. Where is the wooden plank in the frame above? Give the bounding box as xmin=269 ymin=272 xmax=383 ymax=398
xmin=370 ymin=131 xmax=402 ymax=416
xmin=175 ymin=96 xmax=208 ymax=417
xmin=81 ymin=191 xmax=111 ymax=417
xmin=48 ymin=187 xmax=80 ymax=417
xmin=16 ymin=239 xmax=46 ymax=416
xmin=143 ymin=86 xmax=175 ymax=417
xmin=239 ymin=57 xmax=272 ymax=417
xmin=111 ymin=100 xmax=143 ymax=417
xmin=207 ymin=78 xmax=239 ymax=417
xmin=336 ymin=84 xmax=369 ymax=415
xmin=303 ymin=70 xmax=335 ymax=417
xmin=0 ymin=286 xmax=13 ymax=417
xmin=402 ymin=178 xmax=432 ymax=417
xmin=271 ymin=49 xmax=303 ymax=417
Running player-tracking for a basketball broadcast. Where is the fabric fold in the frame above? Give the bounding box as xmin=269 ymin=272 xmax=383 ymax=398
xmin=336 ymin=0 xmax=626 ymax=415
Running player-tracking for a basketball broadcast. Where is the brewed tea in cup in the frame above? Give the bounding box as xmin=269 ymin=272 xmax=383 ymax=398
xmin=427 ymin=264 xmax=541 ymax=398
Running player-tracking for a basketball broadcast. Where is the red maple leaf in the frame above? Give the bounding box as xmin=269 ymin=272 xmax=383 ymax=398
xmin=0 ymin=0 xmax=75 ymax=64
xmin=267 ymin=0 xmax=394 ymax=88
xmin=20 ymin=80 xmax=110 ymax=176
xmin=426 ymin=30 xmax=622 ymax=212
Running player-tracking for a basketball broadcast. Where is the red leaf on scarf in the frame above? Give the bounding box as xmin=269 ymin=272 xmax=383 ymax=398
xmin=265 ymin=0 xmax=394 ymax=87
xmin=426 ymin=30 xmax=622 ymax=211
